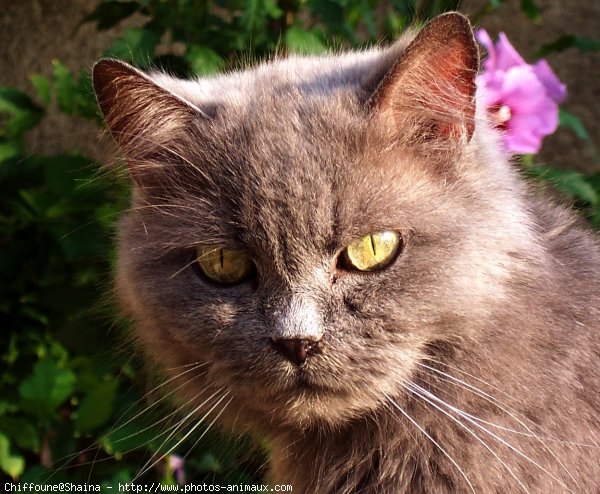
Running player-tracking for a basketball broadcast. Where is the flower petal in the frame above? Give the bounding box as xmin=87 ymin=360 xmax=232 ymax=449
xmin=499 ymin=66 xmax=547 ymax=113
xmin=475 ymin=30 xmax=565 ymax=155
xmin=503 ymin=125 xmax=542 ymax=153
xmin=495 ymin=33 xmax=527 ymax=71
xmin=475 ymin=28 xmax=497 ymax=72
xmin=476 ymin=72 xmax=503 ymax=109
xmin=505 ymin=97 xmax=559 ymax=154
xmin=532 ymin=59 xmax=567 ymax=103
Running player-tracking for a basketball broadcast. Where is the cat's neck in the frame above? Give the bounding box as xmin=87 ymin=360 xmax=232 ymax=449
xmin=269 ymin=405 xmax=467 ymax=493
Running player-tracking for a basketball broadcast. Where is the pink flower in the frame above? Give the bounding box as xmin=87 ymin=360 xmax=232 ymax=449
xmin=476 ymin=29 xmax=566 ymax=154
xmin=169 ymin=454 xmax=186 ymax=485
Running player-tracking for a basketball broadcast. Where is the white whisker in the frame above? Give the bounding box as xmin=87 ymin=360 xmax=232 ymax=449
xmin=417 ymin=361 xmax=588 ymax=486
xmin=133 ymin=388 xmax=228 ymax=482
xmin=409 ymin=381 xmax=574 ymax=493
xmin=109 ymin=361 xmax=210 ymax=436
xmin=403 ymin=381 xmax=531 ymax=493
xmin=182 ymin=395 xmax=234 ymax=460
xmin=383 ymin=391 xmax=477 ymax=494
xmin=417 ymin=362 xmax=597 ymax=449
xmin=48 ymin=361 xmax=210 ymax=477
xmin=169 ymin=256 xmax=201 ymax=280
xmin=112 ymin=388 xmax=203 ymax=446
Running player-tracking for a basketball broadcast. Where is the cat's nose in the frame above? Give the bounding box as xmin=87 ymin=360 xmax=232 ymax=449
xmin=271 ymin=337 xmax=320 ymax=366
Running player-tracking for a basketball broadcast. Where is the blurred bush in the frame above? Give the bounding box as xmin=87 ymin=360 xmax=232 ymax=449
xmin=0 ymin=0 xmax=598 ymax=487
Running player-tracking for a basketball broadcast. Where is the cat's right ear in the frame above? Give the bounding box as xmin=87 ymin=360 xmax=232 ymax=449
xmin=92 ymin=59 xmax=208 ymax=184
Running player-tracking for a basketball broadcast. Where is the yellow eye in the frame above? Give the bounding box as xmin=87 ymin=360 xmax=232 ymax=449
xmin=196 ymin=246 xmax=253 ymax=284
xmin=342 ymin=231 xmax=401 ymax=272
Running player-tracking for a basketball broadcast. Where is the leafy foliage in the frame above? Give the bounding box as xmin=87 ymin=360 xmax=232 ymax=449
xmin=1 ymin=0 xmax=598 ymax=487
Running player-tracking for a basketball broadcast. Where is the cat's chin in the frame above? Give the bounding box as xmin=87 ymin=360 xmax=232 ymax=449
xmin=230 ymin=376 xmax=389 ymax=430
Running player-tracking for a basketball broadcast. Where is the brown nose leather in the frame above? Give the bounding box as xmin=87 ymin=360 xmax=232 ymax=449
xmin=271 ymin=338 xmax=318 ymax=365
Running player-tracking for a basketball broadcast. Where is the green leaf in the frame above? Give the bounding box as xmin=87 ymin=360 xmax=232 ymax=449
xmin=520 ymin=0 xmax=540 ymax=20
xmin=102 ymin=420 xmax=163 ymax=454
xmin=0 ymin=433 xmax=25 ymax=479
xmin=536 ymin=35 xmax=600 ymax=58
xmin=51 ymin=61 xmax=96 ymax=119
xmin=19 ymin=358 xmax=76 ymax=419
xmin=0 ymin=87 xmax=44 ymax=138
xmin=185 ymin=45 xmax=223 ymax=76
xmin=239 ymin=0 xmax=283 ymax=36
xmin=0 ymin=416 xmax=39 ymax=451
xmin=52 ymin=60 xmax=77 ymax=114
xmin=592 ymin=209 xmax=600 ymax=230
xmin=81 ymin=1 xmax=140 ymax=31
xmin=75 ymin=379 xmax=118 ymax=433
xmin=285 ymin=27 xmax=327 ymax=55
xmin=528 ymin=165 xmax=598 ymax=205
xmin=559 ymin=109 xmax=590 ymax=141
xmin=308 ymin=0 xmax=355 ymax=41
xmin=587 ymin=171 xmax=600 ymax=191
xmin=105 ymin=28 xmax=162 ymax=66
xmin=101 ymin=468 xmax=133 ymax=491
xmin=358 ymin=1 xmax=377 ymax=37
xmin=0 ymin=87 xmax=39 ymax=114
xmin=390 ymin=0 xmax=417 ymax=20
xmin=0 ymin=140 xmax=24 ymax=163
xmin=196 ymin=452 xmax=221 ymax=473
xmin=29 ymin=74 xmax=51 ymax=106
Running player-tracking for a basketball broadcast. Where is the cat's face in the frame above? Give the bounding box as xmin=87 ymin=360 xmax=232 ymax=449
xmin=95 ymin=14 xmax=527 ymax=431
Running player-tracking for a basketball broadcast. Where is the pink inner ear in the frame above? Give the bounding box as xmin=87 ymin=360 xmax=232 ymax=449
xmin=371 ymin=13 xmax=479 ymax=142
xmin=421 ymin=40 xmax=478 ymax=138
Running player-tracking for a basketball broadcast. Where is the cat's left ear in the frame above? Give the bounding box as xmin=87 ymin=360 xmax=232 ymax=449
xmin=368 ymin=12 xmax=479 ymax=145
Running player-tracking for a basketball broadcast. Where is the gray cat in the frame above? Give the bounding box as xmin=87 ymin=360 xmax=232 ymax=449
xmin=93 ymin=12 xmax=600 ymax=493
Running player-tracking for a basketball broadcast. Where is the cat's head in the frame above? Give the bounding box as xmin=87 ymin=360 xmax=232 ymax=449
xmin=94 ymin=13 xmax=535 ymax=431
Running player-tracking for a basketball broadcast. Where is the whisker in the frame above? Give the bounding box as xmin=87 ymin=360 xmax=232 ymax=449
xmin=47 ymin=361 xmax=209 ymax=478
xmin=111 ymin=389 xmax=203 ymax=446
xmin=408 ymin=381 xmax=574 ymax=493
xmin=416 ymin=363 xmax=582 ymax=486
xmin=85 ymin=445 xmax=101 ymax=486
xmin=417 ymin=361 xmax=598 ymax=451
xmin=419 ymin=370 xmax=548 ymax=439
xmin=110 ymin=361 xmax=211 ymax=433
xmin=403 ymin=381 xmax=531 ymax=493
xmin=169 ymin=256 xmax=200 ymax=280
xmin=383 ymin=391 xmax=477 ymax=494
xmin=418 ymin=359 xmax=546 ymax=428
xmin=181 ymin=395 xmax=234 ymax=460
xmin=46 ymin=392 xmax=206 ymax=473
xmin=165 ymin=360 xmax=208 ymax=371
xmin=133 ymin=387 xmax=227 ymax=482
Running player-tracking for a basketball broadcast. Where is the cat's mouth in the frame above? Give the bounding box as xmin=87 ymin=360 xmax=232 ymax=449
xmin=289 ymin=368 xmax=349 ymax=397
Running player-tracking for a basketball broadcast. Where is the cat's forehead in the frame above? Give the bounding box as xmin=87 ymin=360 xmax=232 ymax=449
xmin=151 ymin=49 xmax=386 ymax=107
xmin=182 ymin=99 xmax=415 ymax=265
xmin=144 ymin=42 xmax=457 ymax=260
xmin=162 ymin=70 xmax=376 ymax=251
xmin=208 ymin=99 xmax=354 ymax=262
